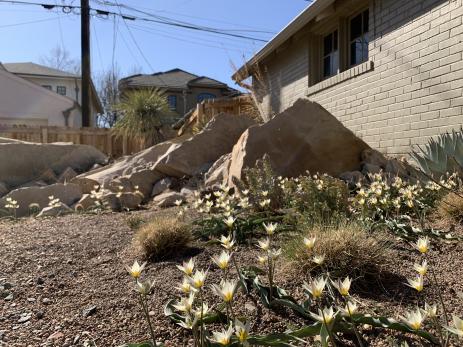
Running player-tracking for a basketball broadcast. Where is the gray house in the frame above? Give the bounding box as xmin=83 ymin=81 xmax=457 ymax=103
xmin=234 ymin=0 xmax=463 ymax=156
xmin=119 ymin=69 xmax=238 ymax=122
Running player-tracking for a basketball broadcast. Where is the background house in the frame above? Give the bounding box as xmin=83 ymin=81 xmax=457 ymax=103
xmin=234 ymin=0 xmax=463 ymax=156
xmin=119 ymin=68 xmax=238 ymax=125
xmin=1 ymin=62 xmax=101 ymax=127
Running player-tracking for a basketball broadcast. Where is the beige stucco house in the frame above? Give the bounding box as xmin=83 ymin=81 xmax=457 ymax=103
xmin=119 ymin=68 xmax=238 ymax=124
xmin=234 ymin=0 xmax=463 ymax=156
xmin=0 ymin=62 xmax=102 ymax=127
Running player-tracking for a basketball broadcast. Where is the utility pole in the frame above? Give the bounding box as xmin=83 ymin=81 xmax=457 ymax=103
xmin=81 ymin=0 xmax=91 ymax=127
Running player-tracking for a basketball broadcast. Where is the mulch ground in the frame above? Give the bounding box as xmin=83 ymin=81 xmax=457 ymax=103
xmin=0 ymin=210 xmax=462 ymax=347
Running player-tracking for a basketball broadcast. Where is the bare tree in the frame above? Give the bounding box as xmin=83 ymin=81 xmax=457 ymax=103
xmin=96 ymin=66 xmax=121 ymax=128
xmin=40 ymin=45 xmax=81 ymax=74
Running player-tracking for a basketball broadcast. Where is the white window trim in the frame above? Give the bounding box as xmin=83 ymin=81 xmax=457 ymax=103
xmin=306 ymin=60 xmax=374 ymax=96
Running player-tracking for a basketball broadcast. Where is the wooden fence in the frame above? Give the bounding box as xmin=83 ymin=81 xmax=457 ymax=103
xmin=0 ymin=126 xmax=145 ymax=158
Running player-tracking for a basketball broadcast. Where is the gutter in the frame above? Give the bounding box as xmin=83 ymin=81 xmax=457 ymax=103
xmin=232 ymin=0 xmax=334 ymax=82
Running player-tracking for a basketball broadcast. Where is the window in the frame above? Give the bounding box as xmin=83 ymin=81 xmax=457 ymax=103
xmin=56 ymin=86 xmax=66 ymax=96
xmin=323 ymin=30 xmax=339 ymax=78
xmin=167 ymin=95 xmax=177 ymax=110
xmin=350 ymin=9 xmax=369 ymax=67
xmin=197 ymin=93 xmax=216 ymax=102
xmin=42 ymin=85 xmax=52 ymax=90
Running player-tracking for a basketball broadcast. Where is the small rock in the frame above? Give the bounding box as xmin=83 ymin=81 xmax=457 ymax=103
xmin=18 ymin=313 xmax=31 ymax=323
xmin=27 ymin=297 xmax=36 ymax=302
xmin=48 ymin=331 xmax=64 ymax=340
xmin=82 ymin=305 xmax=97 ymax=317
xmin=73 ymin=334 xmax=80 ymax=344
xmin=36 ymin=277 xmax=45 ymax=285
xmin=42 ymin=298 xmax=51 ymax=305
xmin=4 ymin=293 xmax=13 ymax=301
xmin=36 ymin=310 xmax=44 ymax=319
xmin=2 ymin=282 xmax=13 ymax=290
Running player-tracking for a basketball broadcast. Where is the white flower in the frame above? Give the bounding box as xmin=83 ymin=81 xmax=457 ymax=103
xmin=241 ymin=189 xmax=249 ymax=196
xmin=340 ymin=301 xmax=358 ymax=316
xmin=126 ymin=260 xmax=147 ymax=279
xmin=413 ymin=260 xmax=428 ymax=276
xmin=212 ymin=251 xmax=231 ymax=270
xmin=220 ymin=235 xmax=235 ymax=250
xmin=312 ymin=254 xmax=325 ymax=265
xmin=257 ymin=238 xmax=270 ymax=251
xmin=332 ymin=277 xmax=352 ymax=296
xmin=303 ymin=277 xmax=327 ymax=299
xmin=189 ymin=270 xmax=207 ymax=289
xmin=406 ymin=275 xmax=424 ymax=292
xmin=415 ymin=237 xmax=430 ymax=254
xmin=210 ymin=324 xmax=234 ymax=345
xmin=234 ymin=319 xmax=250 ymax=344
xmin=269 ymin=248 xmax=282 ymax=260
xmin=135 ymin=279 xmax=154 ymax=295
xmin=262 ymin=190 xmax=269 ymax=197
xmin=173 ymin=293 xmax=195 ymax=313
xmin=421 ymin=302 xmax=437 ymax=318
xmin=193 ymin=302 xmax=210 ymax=318
xmin=257 ymin=255 xmax=267 ymax=265
xmin=303 ymin=236 xmax=316 ymax=250
xmin=310 ymin=306 xmax=336 ymax=324
xmin=177 ymin=278 xmax=194 ymax=294
xmin=174 ymin=199 xmax=183 ymax=206
xmin=400 ymin=308 xmax=425 ymax=330
xmin=263 ymin=222 xmax=278 ymax=235
xmin=446 ymin=315 xmax=463 ymax=337
xmin=176 ymin=258 xmax=195 ymax=276
xmin=211 ymin=280 xmax=238 ymax=303
xmin=223 ymin=216 xmax=236 ymax=228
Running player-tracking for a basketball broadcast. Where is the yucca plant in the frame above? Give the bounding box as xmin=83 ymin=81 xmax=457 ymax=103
xmin=411 ymin=128 xmax=463 ymax=178
xmin=112 ymin=88 xmax=171 ymax=146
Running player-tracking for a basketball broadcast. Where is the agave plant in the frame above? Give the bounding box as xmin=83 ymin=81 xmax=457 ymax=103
xmin=411 ymin=128 xmax=463 ymax=177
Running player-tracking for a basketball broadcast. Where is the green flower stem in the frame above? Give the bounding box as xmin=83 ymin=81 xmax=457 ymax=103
xmin=199 ymin=289 xmax=204 ymax=347
xmin=138 ymin=293 xmax=157 ymax=346
xmin=319 ymin=304 xmax=337 ymax=347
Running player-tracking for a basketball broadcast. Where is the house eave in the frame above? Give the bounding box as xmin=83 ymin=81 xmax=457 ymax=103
xmin=232 ymin=0 xmax=334 ymax=82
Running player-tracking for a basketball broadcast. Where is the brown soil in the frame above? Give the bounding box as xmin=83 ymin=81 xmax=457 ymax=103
xmin=0 ymin=211 xmax=462 ymax=347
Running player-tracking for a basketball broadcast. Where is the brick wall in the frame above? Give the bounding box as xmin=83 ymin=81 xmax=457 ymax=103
xmin=256 ymin=0 xmax=463 ymax=156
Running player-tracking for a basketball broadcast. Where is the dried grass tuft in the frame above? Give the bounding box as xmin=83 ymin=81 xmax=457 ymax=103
xmin=134 ymin=215 xmax=192 ymax=261
xmin=436 ymin=189 xmax=463 ymax=224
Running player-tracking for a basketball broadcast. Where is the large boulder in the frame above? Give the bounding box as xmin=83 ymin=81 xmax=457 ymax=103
xmin=0 ymin=183 xmax=83 ymax=217
xmin=0 ymin=142 xmax=107 ymax=189
xmin=152 ymin=113 xmax=256 ymax=178
xmin=227 ymin=99 xmax=370 ymax=185
xmin=205 ymin=153 xmax=232 ymax=187
xmin=81 ymin=140 xmax=175 ymax=183
xmin=37 ymin=203 xmax=73 ymax=218
xmin=0 ymin=182 xmax=8 ymax=198
xmin=153 ymin=190 xmax=184 ymax=208
xmin=70 ymin=177 xmax=100 ymax=194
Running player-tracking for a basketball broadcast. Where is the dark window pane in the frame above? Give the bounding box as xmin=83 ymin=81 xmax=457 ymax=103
xmin=324 ymin=33 xmax=332 ymax=55
xmin=323 ymin=56 xmax=331 ymax=77
xmin=363 ymin=9 xmax=369 ymax=33
xmin=333 ymin=30 xmax=338 ymax=50
xmin=350 ymin=13 xmax=362 ymax=40
xmin=362 ymin=40 xmax=369 ymax=61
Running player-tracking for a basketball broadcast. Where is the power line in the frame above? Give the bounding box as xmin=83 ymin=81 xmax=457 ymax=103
xmin=0 ymin=16 xmax=60 ymax=27
xmin=0 ymin=0 xmax=268 ymax=42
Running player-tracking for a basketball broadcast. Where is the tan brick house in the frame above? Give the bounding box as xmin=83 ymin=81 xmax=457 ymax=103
xmin=234 ymin=0 xmax=463 ymax=155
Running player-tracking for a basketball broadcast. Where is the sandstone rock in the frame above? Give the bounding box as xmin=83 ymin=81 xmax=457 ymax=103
xmin=105 ymin=177 xmax=134 ymax=193
xmin=151 ymin=177 xmax=173 ymax=197
xmin=37 ymin=203 xmax=73 ymax=218
xmin=101 ymin=192 xmax=120 ymax=211
xmin=58 ymin=167 xmax=77 ymax=183
xmin=180 ymin=187 xmax=195 ymax=198
xmin=70 ymin=177 xmax=100 ymax=194
xmin=19 ymin=180 xmax=48 ymax=189
xmin=339 ymin=171 xmax=364 ymax=187
xmin=75 ymin=194 xmax=97 ymax=210
xmin=119 ymin=192 xmax=143 ymax=210
xmin=153 ymin=190 xmax=184 ymax=208
xmin=0 ymin=142 xmax=107 ymax=189
xmin=0 ymin=182 xmax=8 ymax=198
xmin=228 ymin=100 xmax=370 ymax=185
xmin=81 ymin=141 xmax=174 ymax=183
xmin=153 ymin=113 xmax=256 ymax=178
xmin=38 ymin=168 xmax=58 ymax=185
xmin=361 ymin=149 xmax=388 ymax=168
xmin=205 ymin=153 xmax=231 ymax=187
xmin=126 ymin=169 xmax=162 ymax=200
xmin=362 ymin=163 xmax=382 ymax=176
xmin=0 ymin=183 xmax=82 ymax=217
xmin=385 ymin=158 xmax=410 ymax=177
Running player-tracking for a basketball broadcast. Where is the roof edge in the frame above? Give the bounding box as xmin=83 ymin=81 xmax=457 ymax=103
xmin=232 ymin=0 xmax=334 ymax=81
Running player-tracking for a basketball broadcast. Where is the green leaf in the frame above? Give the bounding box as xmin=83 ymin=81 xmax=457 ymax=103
xmin=320 ymin=324 xmax=329 ymax=347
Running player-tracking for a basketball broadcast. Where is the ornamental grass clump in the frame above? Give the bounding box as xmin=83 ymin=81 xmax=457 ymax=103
xmin=436 ymin=188 xmax=463 ymax=224
xmin=285 ymin=221 xmax=393 ymax=278
xmin=134 ymin=215 xmax=192 ymax=260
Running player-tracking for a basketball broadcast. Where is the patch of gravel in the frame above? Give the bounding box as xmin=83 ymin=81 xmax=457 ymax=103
xmin=0 ymin=212 xmax=462 ymax=346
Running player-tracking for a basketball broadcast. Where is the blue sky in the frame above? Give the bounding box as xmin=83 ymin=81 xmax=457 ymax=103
xmin=0 ymin=0 xmax=309 ymax=88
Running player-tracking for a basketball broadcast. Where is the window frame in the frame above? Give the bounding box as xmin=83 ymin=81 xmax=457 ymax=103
xmin=56 ymin=86 xmax=67 ymax=96
xmin=348 ymin=8 xmax=370 ymax=68
xmin=42 ymin=85 xmax=52 ymax=90
xmin=167 ymin=95 xmax=177 ymax=111
xmin=322 ymin=29 xmax=340 ymax=79
xmin=197 ymin=92 xmax=216 ymax=103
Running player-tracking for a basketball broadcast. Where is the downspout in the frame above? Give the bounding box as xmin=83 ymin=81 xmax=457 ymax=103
xmin=62 ymin=101 xmax=80 ymax=127
xmin=74 ymin=78 xmax=80 ymax=103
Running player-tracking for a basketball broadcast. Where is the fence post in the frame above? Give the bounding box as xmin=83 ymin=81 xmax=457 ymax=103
xmin=107 ymin=132 xmax=113 ymax=158
xmin=41 ymin=127 xmax=48 ymax=143
xmin=123 ymin=135 xmax=128 ymax=156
